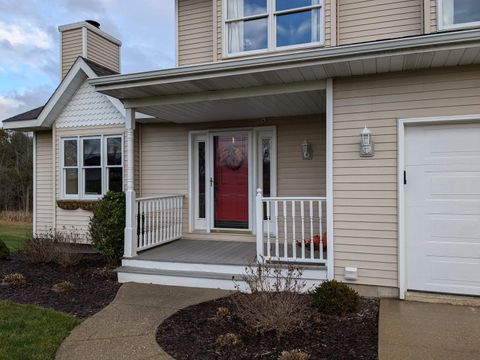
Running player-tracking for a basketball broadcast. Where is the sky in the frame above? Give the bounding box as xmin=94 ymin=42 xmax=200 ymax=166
xmin=0 ymin=0 xmax=175 ymax=121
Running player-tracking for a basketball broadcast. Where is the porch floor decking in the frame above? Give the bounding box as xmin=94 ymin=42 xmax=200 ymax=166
xmin=136 ymin=239 xmax=257 ymax=266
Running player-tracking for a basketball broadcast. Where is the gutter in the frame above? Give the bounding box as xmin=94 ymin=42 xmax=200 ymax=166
xmin=90 ymin=29 xmax=480 ymax=90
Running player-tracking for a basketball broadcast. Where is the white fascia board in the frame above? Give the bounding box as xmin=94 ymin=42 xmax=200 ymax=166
xmin=2 ymin=119 xmax=45 ymax=131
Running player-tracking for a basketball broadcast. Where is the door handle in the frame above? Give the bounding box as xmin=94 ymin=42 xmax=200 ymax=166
xmin=210 ymin=177 xmax=214 ymax=187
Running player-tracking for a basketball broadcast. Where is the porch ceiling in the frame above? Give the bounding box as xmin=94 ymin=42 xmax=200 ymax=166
xmin=90 ymin=29 xmax=480 ymax=123
xmin=135 ymin=89 xmax=326 ymax=123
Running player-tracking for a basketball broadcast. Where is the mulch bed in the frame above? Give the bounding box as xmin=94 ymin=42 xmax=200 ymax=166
xmin=157 ymin=294 xmax=378 ymax=360
xmin=0 ymin=252 xmax=120 ymax=318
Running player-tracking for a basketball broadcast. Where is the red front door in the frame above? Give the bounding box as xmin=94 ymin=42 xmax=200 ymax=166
xmin=213 ymin=134 xmax=249 ymax=229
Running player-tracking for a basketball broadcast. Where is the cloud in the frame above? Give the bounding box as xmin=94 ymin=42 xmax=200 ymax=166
xmin=0 ymin=21 xmax=51 ymax=49
xmin=0 ymin=85 xmax=51 ymax=121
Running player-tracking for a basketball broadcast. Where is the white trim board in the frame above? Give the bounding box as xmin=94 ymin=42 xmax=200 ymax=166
xmin=397 ymin=114 xmax=480 ymax=299
xmin=326 ymin=78 xmax=334 ymax=281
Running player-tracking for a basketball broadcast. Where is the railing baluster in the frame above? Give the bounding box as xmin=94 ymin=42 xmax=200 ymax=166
xmin=274 ymin=201 xmax=279 ymax=258
xmin=319 ymin=200 xmax=323 ymax=261
xmin=283 ymin=200 xmax=288 ymax=260
xmin=310 ymin=200 xmax=314 ymax=260
xmin=292 ymin=201 xmax=296 ymax=260
xmin=301 ymin=200 xmax=305 ymax=260
xmin=266 ymin=200 xmax=271 ymax=258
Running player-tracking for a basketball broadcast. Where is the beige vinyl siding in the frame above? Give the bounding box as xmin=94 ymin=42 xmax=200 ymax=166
xmin=332 ymin=65 xmax=480 ymax=288
xmin=35 ymin=131 xmax=53 ymax=234
xmin=178 ymin=0 xmax=214 ymax=66
xmin=139 ymin=115 xmax=326 ymax=242
xmin=338 ymin=0 xmax=422 ymax=45
xmin=61 ymin=28 xmax=83 ymax=78
xmin=86 ymin=29 xmax=120 ymax=73
xmin=54 ymin=125 xmax=127 ymax=240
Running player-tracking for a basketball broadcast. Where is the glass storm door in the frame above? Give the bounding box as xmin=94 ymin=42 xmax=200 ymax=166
xmin=212 ymin=133 xmax=250 ymax=229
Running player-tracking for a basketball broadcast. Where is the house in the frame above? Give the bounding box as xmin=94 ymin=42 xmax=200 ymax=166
xmin=3 ymin=1 xmax=480 ymax=299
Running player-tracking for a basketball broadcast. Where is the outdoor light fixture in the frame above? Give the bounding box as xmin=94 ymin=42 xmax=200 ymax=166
xmin=359 ymin=125 xmax=374 ymax=157
xmin=301 ymin=139 xmax=313 ymax=160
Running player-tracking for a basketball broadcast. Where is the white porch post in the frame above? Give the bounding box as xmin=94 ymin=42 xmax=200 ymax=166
xmin=124 ymin=108 xmax=137 ymax=258
xmin=255 ymin=188 xmax=264 ymax=262
xmin=326 ymin=78 xmax=334 ymax=280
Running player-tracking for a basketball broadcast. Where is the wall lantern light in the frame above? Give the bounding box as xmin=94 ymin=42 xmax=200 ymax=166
xmin=359 ymin=125 xmax=374 ymax=157
xmin=301 ymin=139 xmax=313 ymax=160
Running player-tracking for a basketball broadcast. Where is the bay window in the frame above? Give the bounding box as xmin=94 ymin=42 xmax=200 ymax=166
xmin=224 ymin=0 xmax=323 ymax=56
xmin=439 ymin=0 xmax=480 ymax=29
xmin=61 ymin=135 xmax=123 ymax=199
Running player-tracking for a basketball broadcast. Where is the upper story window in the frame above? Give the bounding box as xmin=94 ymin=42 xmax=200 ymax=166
xmin=224 ymin=0 xmax=323 ymax=56
xmin=61 ymin=135 xmax=123 ymax=200
xmin=439 ymin=0 xmax=480 ymax=30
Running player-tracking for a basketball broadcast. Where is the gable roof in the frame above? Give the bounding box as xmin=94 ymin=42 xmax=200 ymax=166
xmin=2 ymin=57 xmax=125 ymax=130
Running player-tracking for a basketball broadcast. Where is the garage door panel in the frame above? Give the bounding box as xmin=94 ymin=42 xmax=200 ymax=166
xmin=406 ymin=123 xmax=480 ymax=296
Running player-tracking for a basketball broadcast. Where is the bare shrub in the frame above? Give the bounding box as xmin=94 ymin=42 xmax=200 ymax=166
xmin=24 ymin=229 xmax=83 ymax=267
xmin=92 ymin=266 xmax=115 ymax=277
xmin=52 ymin=281 xmax=76 ymax=293
xmin=2 ymin=273 xmax=26 ymax=285
xmin=233 ymin=260 xmax=309 ymax=337
xmin=216 ymin=333 xmax=241 ymax=347
xmin=0 ymin=211 xmax=32 ymax=223
xmin=278 ymin=349 xmax=310 ymax=360
xmin=213 ymin=307 xmax=230 ymax=321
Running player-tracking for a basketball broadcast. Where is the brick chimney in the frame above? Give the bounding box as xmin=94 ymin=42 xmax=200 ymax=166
xmin=58 ymin=20 xmax=122 ymax=79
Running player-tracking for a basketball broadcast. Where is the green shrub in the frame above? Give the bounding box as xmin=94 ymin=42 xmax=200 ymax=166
xmin=311 ymin=280 xmax=359 ymax=316
xmin=89 ymin=191 xmax=125 ymax=265
xmin=0 ymin=239 xmax=10 ymax=259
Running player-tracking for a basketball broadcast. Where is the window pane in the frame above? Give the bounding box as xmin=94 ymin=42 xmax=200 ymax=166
xmin=198 ymin=142 xmax=206 ymax=219
xmin=108 ymin=168 xmax=123 ymax=192
xmin=227 ymin=0 xmax=267 ymax=19
xmin=84 ymin=168 xmax=102 ymax=195
xmin=262 ymin=139 xmax=271 ymax=197
xmin=454 ymin=0 xmax=480 ymax=24
xmin=83 ymin=139 xmax=101 ymax=166
xmin=65 ymin=169 xmax=78 ymax=195
xmin=64 ymin=140 xmax=77 ymax=167
xmin=107 ymin=137 xmax=122 ymax=166
xmin=276 ymin=0 xmax=320 ymax=11
xmin=276 ymin=9 xmax=321 ymax=47
xmin=228 ymin=17 xmax=268 ymax=53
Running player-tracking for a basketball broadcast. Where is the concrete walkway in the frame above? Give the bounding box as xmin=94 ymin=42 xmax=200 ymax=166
xmin=56 ymin=283 xmax=230 ymax=360
xmin=379 ymin=299 xmax=480 ymax=360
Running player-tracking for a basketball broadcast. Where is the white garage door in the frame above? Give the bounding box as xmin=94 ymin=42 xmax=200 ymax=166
xmin=406 ymin=123 xmax=480 ymax=296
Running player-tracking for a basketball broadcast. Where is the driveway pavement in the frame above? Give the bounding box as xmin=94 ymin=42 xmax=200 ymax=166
xmin=56 ymin=283 xmax=230 ymax=360
xmin=379 ymin=299 xmax=480 ymax=360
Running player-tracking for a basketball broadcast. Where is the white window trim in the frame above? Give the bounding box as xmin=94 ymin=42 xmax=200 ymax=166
xmin=60 ymin=135 xmax=124 ymax=200
xmin=105 ymin=135 xmax=124 ymax=195
xmin=222 ymin=0 xmax=324 ymax=58
xmin=61 ymin=137 xmax=80 ymax=200
xmin=437 ymin=0 xmax=480 ymax=31
xmin=81 ymin=136 xmax=103 ymax=200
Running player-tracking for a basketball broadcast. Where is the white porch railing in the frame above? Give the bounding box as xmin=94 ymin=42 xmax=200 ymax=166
xmin=136 ymin=195 xmax=184 ymax=252
xmin=256 ymin=189 xmax=327 ymax=264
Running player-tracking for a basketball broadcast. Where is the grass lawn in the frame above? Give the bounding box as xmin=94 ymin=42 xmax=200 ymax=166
xmin=0 ymin=221 xmax=32 ymax=251
xmin=0 ymin=301 xmax=79 ymax=360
